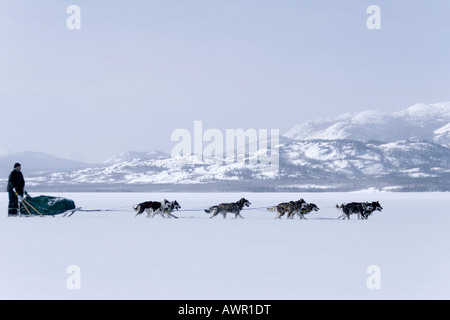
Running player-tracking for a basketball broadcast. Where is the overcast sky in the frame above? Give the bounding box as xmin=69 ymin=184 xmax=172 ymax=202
xmin=1 ymin=0 xmax=449 ymax=162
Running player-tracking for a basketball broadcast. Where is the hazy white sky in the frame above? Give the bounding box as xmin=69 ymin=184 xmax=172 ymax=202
xmin=1 ymin=0 xmax=449 ymax=162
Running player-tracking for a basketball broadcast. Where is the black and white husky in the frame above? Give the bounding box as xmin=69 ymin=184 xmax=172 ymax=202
xmin=134 ymin=200 xmax=167 ymax=218
xmin=163 ymin=200 xmax=181 ymax=219
xmin=360 ymin=201 xmax=383 ymax=219
xmin=205 ymin=198 xmax=251 ymax=219
xmin=336 ymin=201 xmax=383 ymax=220
xmin=134 ymin=200 xmax=170 ymax=218
xmin=134 ymin=199 xmax=181 ymax=218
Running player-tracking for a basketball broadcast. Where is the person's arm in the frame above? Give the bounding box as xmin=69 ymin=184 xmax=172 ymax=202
xmin=9 ymin=171 xmax=18 ymax=190
xmin=10 ymin=171 xmax=24 ymax=195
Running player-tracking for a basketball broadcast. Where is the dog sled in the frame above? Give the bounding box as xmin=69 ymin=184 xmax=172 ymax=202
xmin=19 ymin=195 xmax=79 ymax=217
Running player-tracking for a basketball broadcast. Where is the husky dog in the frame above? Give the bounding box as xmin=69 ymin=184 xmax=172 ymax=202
xmin=205 ymin=198 xmax=251 ymax=219
xmin=267 ymin=199 xmax=305 ymax=219
xmin=336 ymin=201 xmax=382 ymax=220
xmin=336 ymin=202 xmax=364 ymax=220
xmin=134 ymin=200 xmax=169 ymax=218
xmin=289 ymin=202 xmax=320 ymax=219
xmin=162 ymin=200 xmax=181 ymax=219
xmin=360 ymin=201 xmax=383 ymax=219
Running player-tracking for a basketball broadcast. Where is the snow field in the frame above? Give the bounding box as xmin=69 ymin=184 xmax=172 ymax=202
xmin=0 ymin=192 xmax=449 ymax=299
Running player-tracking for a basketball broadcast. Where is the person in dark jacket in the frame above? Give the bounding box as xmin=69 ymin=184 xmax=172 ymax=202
xmin=7 ymin=163 xmax=25 ymax=217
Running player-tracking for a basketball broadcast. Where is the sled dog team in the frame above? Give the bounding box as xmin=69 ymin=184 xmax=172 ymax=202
xmin=134 ymin=197 xmax=383 ymax=220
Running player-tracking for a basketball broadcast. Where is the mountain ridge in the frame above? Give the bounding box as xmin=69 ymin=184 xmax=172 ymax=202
xmin=1 ymin=102 xmax=449 ymax=192
xmin=5 ymin=138 xmax=446 ymax=192
xmin=284 ymin=102 xmax=450 ymax=145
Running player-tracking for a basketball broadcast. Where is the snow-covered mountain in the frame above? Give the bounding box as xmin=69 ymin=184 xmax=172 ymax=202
xmin=2 ymin=102 xmax=449 ymax=192
xmin=285 ymin=102 xmax=450 ymax=146
xmin=104 ymin=150 xmax=169 ymax=164
xmin=17 ymin=138 xmax=450 ymax=192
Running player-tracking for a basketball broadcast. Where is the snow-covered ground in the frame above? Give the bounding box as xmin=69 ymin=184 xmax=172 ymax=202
xmin=1 ymin=192 xmax=449 ymax=300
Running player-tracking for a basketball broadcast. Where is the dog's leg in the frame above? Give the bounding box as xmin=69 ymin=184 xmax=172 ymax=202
xmin=290 ymin=209 xmax=296 ymax=219
xmin=275 ymin=208 xmax=282 ymax=219
xmin=135 ymin=205 xmax=145 ymax=218
xmin=167 ymin=210 xmax=178 ymax=219
xmin=287 ymin=209 xmax=292 ymax=219
xmin=210 ymin=209 xmax=219 ymax=219
xmin=135 ymin=207 xmax=142 ymax=218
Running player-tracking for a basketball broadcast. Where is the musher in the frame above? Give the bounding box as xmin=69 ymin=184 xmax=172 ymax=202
xmin=7 ymin=163 xmax=25 ymax=217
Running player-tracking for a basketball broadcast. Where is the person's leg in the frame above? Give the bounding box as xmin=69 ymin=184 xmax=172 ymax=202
xmin=8 ymin=191 xmax=18 ymax=216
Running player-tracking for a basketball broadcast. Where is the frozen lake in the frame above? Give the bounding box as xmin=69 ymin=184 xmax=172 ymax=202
xmin=1 ymin=192 xmax=449 ymax=299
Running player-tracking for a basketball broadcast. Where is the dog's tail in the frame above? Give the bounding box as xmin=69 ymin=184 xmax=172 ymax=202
xmin=266 ymin=206 xmax=277 ymax=211
xmin=204 ymin=206 xmax=217 ymax=214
